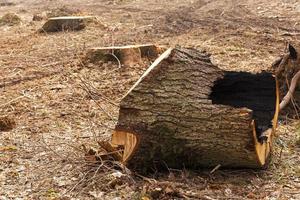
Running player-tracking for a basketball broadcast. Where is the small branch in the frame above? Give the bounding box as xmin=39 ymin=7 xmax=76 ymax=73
xmin=210 ymin=164 xmax=221 ymax=174
xmin=77 ymin=76 xmax=117 ymax=122
xmin=110 ymin=52 xmax=122 ymax=68
xmin=0 ymin=96 xmax=24 ymax=108
xmin=280 ymin=70 xmax=300 ymax=110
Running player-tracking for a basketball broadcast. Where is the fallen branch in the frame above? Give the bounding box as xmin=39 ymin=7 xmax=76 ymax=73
xmin=280 ymin=70 xmax=300 ymax=110
xmin=0 ymin=96 xmax=24 ymax=108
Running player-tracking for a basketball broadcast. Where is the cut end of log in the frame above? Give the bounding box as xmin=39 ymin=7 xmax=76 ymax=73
xmin=39 ymin=16 xmax=95 ymax=32
xmin=85 ymin=44 xmax=166 ymax=67
xmin=112 ymin=47 xmax=280 ymax=171
xmin=111 ymin=131 xmax=138 ymax=162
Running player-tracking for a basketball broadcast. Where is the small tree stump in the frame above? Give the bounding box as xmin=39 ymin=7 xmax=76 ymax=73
xmin=0 ymin=116 xmax=15 ymax=132
xmin=40 ymin=16 xmax=95 ymax=32
xmin=85 ymin=45 xmax=164 ymax=67
xmin=111 ymin=47 xmax=280 ymax=172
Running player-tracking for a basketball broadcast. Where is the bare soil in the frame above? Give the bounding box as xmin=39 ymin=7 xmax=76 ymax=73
xmin=0 ymin=0 xmax=300 ymax=199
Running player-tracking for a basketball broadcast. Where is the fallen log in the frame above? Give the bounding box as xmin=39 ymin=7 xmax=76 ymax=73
xmin=40 ymin=16 xmax=95 ymax=32
xmin=85 ymin=44 xmax=164 ymax=67
xmin=111 ymin=47 xmax=280 ymax=172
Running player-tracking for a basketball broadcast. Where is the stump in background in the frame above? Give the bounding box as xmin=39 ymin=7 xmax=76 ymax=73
xmin=111 ymin=47 xmax=279 ymax=172
xmin=40 ymin=16 xmax=95 ymax=32
xmin=85 ymin=44 xmax=164 ymax=67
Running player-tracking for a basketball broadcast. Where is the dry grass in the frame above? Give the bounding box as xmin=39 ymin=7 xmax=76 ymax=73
xmin=46 ymin=6 xmax=84 ymax=18
xmin=0 ymin=13 xmax=21 ymax=26
xmin=0 ymin=0 xmax=300 ymax=199
xmin=0 ymin=1 xmax=15 ymax=7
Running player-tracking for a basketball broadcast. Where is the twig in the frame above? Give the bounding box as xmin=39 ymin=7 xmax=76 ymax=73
xmin=78 ymin=76 xmax=116 ymax=122
xmin=40 ymin=60 xmax=66 ymax=68
xmin=0 ymin=96 xmax=24 ymax=108
xmin=210 ymin=164 xmax=221 ymax=174
xmin=82 ymin=80 xmax=119 ymax=107
xmin=110 ymin=52 xmax=122 ymax=68
xmin=65 ymin=167 xmax=96 ymax=195
xmin=280 ymin=70 xmax=300 ymax=110
xmin=135 ymin=173 xmax=157 ymax=184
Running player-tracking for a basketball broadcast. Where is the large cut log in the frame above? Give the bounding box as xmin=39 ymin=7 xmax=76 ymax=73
xmin=112 ymin=47 xmax=279 ymax=172
xmin=40 ymin=16 xmax=95 ymax=32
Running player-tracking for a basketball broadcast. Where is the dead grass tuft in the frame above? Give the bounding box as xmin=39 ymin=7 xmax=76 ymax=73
xmin=0 ymin=1 xmax=15 ymax=7
xmin=0 ymin=13 xmax=21 ymax=26
xmin=0 ymin=116 xmax=15 ymax=131
xmin=64 ymin=146 xmax=134 ymax=198
xmin=32 ymin=14 xmax=44 ymax=21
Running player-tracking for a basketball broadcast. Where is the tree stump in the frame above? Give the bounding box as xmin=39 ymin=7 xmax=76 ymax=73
xmin=85 ymin=45 xmax=164 ymax=67
xmin=0 ymin=116 xmax=15 ymax=132
xmin=112 ymin=47 xmax=280 ymax=172
xmin=40 ymin=16 xmax=95 ymax=32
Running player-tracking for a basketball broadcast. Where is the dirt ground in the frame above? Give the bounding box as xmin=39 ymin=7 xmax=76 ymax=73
xmin=0 ymin=0 xmax=300 ymax=199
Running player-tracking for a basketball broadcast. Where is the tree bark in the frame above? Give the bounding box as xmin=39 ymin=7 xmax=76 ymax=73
xmin=112 ymin=47 xmax=279 ymax=172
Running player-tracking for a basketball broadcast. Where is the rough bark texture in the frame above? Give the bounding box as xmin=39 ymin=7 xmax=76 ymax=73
xmin=115 ymin=48 xmax=277 ymax=172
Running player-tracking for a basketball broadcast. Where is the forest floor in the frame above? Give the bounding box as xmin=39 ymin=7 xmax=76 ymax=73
xmin=0 ymin=0 xmax=300 ymax=199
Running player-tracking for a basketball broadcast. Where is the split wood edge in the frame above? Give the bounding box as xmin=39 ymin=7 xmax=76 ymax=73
xmin=254 ymin=78 xmax=280 ymax=166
